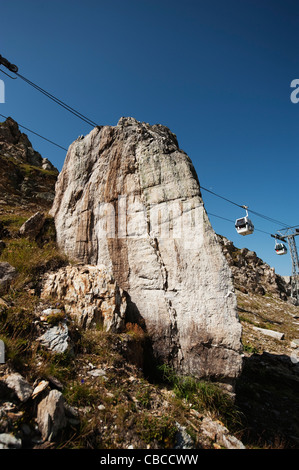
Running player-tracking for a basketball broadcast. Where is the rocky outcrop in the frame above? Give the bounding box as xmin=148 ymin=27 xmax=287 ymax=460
xmin=41 ymin=264 xmax=127 ymax=331
xmin=50 ymin=117 xmax=243 ymax=386
xmin=0 ymin=117 xmax=58 ymax=208
xmin=200 ymin=416 xmax=245 ymax=449
xmin=218 ymin=235 xmax=290 ymax=300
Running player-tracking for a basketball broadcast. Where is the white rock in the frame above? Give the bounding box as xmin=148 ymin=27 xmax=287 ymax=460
xmin=37 ymin=323 xmax=69 ymax=353
xmin=0 ymin=262 xmax=17 ymax=295
xmin=0 ymin=433 xmax=22 ymax=449
xmin=200 ymin=416 xmax=245 ymax=449
xmin=4 ymin=373 xmax=33 ymax=402
xmin=252 ymin=326 xmax=285 ymax=340
xmin=18 ymin=211 xmax=45 ymax=239
xmin=36 ymin=389 xmax=67 ymax=441
xmin=87 ymin=368 xmax=107 ymax=378
xmin=32 ymin=380 xmax=49 ymax=399
xmin=174 ymin=422 xmax=194 ymax=449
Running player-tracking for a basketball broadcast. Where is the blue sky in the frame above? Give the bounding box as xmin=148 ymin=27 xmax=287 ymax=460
xmin=1 ymin=0 xmax=298 ymax=276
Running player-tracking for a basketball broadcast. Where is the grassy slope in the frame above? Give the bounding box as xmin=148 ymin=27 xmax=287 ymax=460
xmin=0 ymin=207 xmax=299 ymax=448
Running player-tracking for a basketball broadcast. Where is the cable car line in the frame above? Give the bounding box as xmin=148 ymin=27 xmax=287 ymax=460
xmin=0 ymin=53 xmax=99 ymax=128
xmin=0 ymin=68 xmax=17 ymax=80
xmin=200 ymin=186 xmax=243 ymax=209
xmin=200 ymin=185 xmax=290 ymax=229
xmin=0 ymin=54 xmax=294 ymax=241
xmin=14 ymin=71 xmax=99 ymax=128
xmin=0 ymin=113 xmax=68 ymax=151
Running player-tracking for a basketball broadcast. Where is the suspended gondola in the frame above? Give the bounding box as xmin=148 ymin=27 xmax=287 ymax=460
xmin=275 ymin=241 xmax=287 ymax=255
xmin=235 ymin=206 xmax=254 ymax=236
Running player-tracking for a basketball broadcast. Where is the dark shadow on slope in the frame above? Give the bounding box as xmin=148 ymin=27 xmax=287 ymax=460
xmin=235 ymin=352 xmax=299 ymax=448
xmin=124 ymin=293 xmax=160 ymax=381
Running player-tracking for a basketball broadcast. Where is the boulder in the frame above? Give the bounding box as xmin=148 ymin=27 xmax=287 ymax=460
xmin=41 ymin=264 xmax=127 ymax=331
xmin=37 ymin=323 xmax=70 ymax=354
xmin=174 ymin=422 xmax=194 ymax=449
xmin=42 ymin=158 xmax=57 ymax=172
xmin=36 ymin=389 xmax=67 ymax=441
xmin=4 ymin=372 xmax=33 ymax=402
xmin=32 ymin=380 xmax=50 ymax=400
xmin=252 ymin=326 xmax=285 ymax=340
xmin=0 ymin=433 xmax=22 ymax=449
xmin=0 ymin=262 xmax=17 ymax=295
xmin=50 ymin=117 xmax=243 ymax=386
xmin=200 ymin=416 xmax=245 ymax=449
xmin=18 ymin=211 xmax=45 ymax=239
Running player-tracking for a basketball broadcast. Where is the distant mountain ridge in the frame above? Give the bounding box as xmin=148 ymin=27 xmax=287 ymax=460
xmin=217 ymin=234 xmax=292 ymax=301
xmin=0 ymin=117 xmax=58 ymax=209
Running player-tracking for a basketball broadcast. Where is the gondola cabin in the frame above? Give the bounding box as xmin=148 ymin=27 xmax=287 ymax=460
xmin=235 ymin=215 xmax=254 ymax=236
xmin=275 ymin=243 xmax=287 ymax=255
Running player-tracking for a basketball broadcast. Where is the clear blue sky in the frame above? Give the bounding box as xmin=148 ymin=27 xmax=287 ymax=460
xmin=1 ymin=0 xmax=298 ymax=276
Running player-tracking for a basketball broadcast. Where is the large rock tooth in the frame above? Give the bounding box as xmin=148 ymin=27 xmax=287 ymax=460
xmin=50 ymin=117 xmax=243 ymax=389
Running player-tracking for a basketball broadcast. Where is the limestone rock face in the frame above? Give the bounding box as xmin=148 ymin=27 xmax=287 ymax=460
xmin=41 ymin=264 xmax=127 ymax=331
xmin=50 ymin=117 xmax=243 ymax=385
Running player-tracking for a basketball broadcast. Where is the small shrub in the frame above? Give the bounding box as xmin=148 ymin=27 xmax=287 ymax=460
xmin=136 ymin=413 xmax=177 ymax=447
xmin=125 ymin=322 xmax=145 ymax=339
xmin=136 ymin=387 xmax=152 ymax=409
xmin=157 ymin=364 xmax=242 ymax=430
xmin=64 ymin=381 xmax=99 ymax=407
xmin=243 ymin=342 xmax=259 ymax=354
xmin=46 ymin=310 xmax=66 ymax=326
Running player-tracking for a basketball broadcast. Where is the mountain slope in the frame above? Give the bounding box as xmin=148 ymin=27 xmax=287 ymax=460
xmin=0 ymin=118 xmax=298 ymax=449
xmin=0 ymin=117 xmax=58 ymax=211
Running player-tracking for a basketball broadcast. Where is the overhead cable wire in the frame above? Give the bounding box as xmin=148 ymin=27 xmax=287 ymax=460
xmin=0 ymin=113 xmax=68 ymax=151
xmin=200 ymin=186 xmax=243 ymax=209
xmin=0 ymin=68 xmax=17 ymax=79
xmin=200 ymin=185 xmax=290 ymax=229
xmin=247 ymin=209 xmax=289 ymax=228
xmin=14 ymin=71 xmax=99 ymax=128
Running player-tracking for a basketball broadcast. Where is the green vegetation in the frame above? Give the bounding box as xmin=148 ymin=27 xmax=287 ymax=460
xmin=135 ymin=414 xmax=177 ymax=447
xmin=64 ymin=381 xmax=100 ymax=407
xmin=1 ymin=209 xmax=298 ymax=449
xmin=157 ymin=364 xmax=242 ymax=430
xmin=243 ymin=342 xmax=260 ymax=354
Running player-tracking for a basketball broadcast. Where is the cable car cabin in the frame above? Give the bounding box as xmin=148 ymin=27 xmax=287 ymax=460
xmin=275 ymin=243 xmax=287 ymax=255
xmin=235 ymin=216 xmax=254 ymax=236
